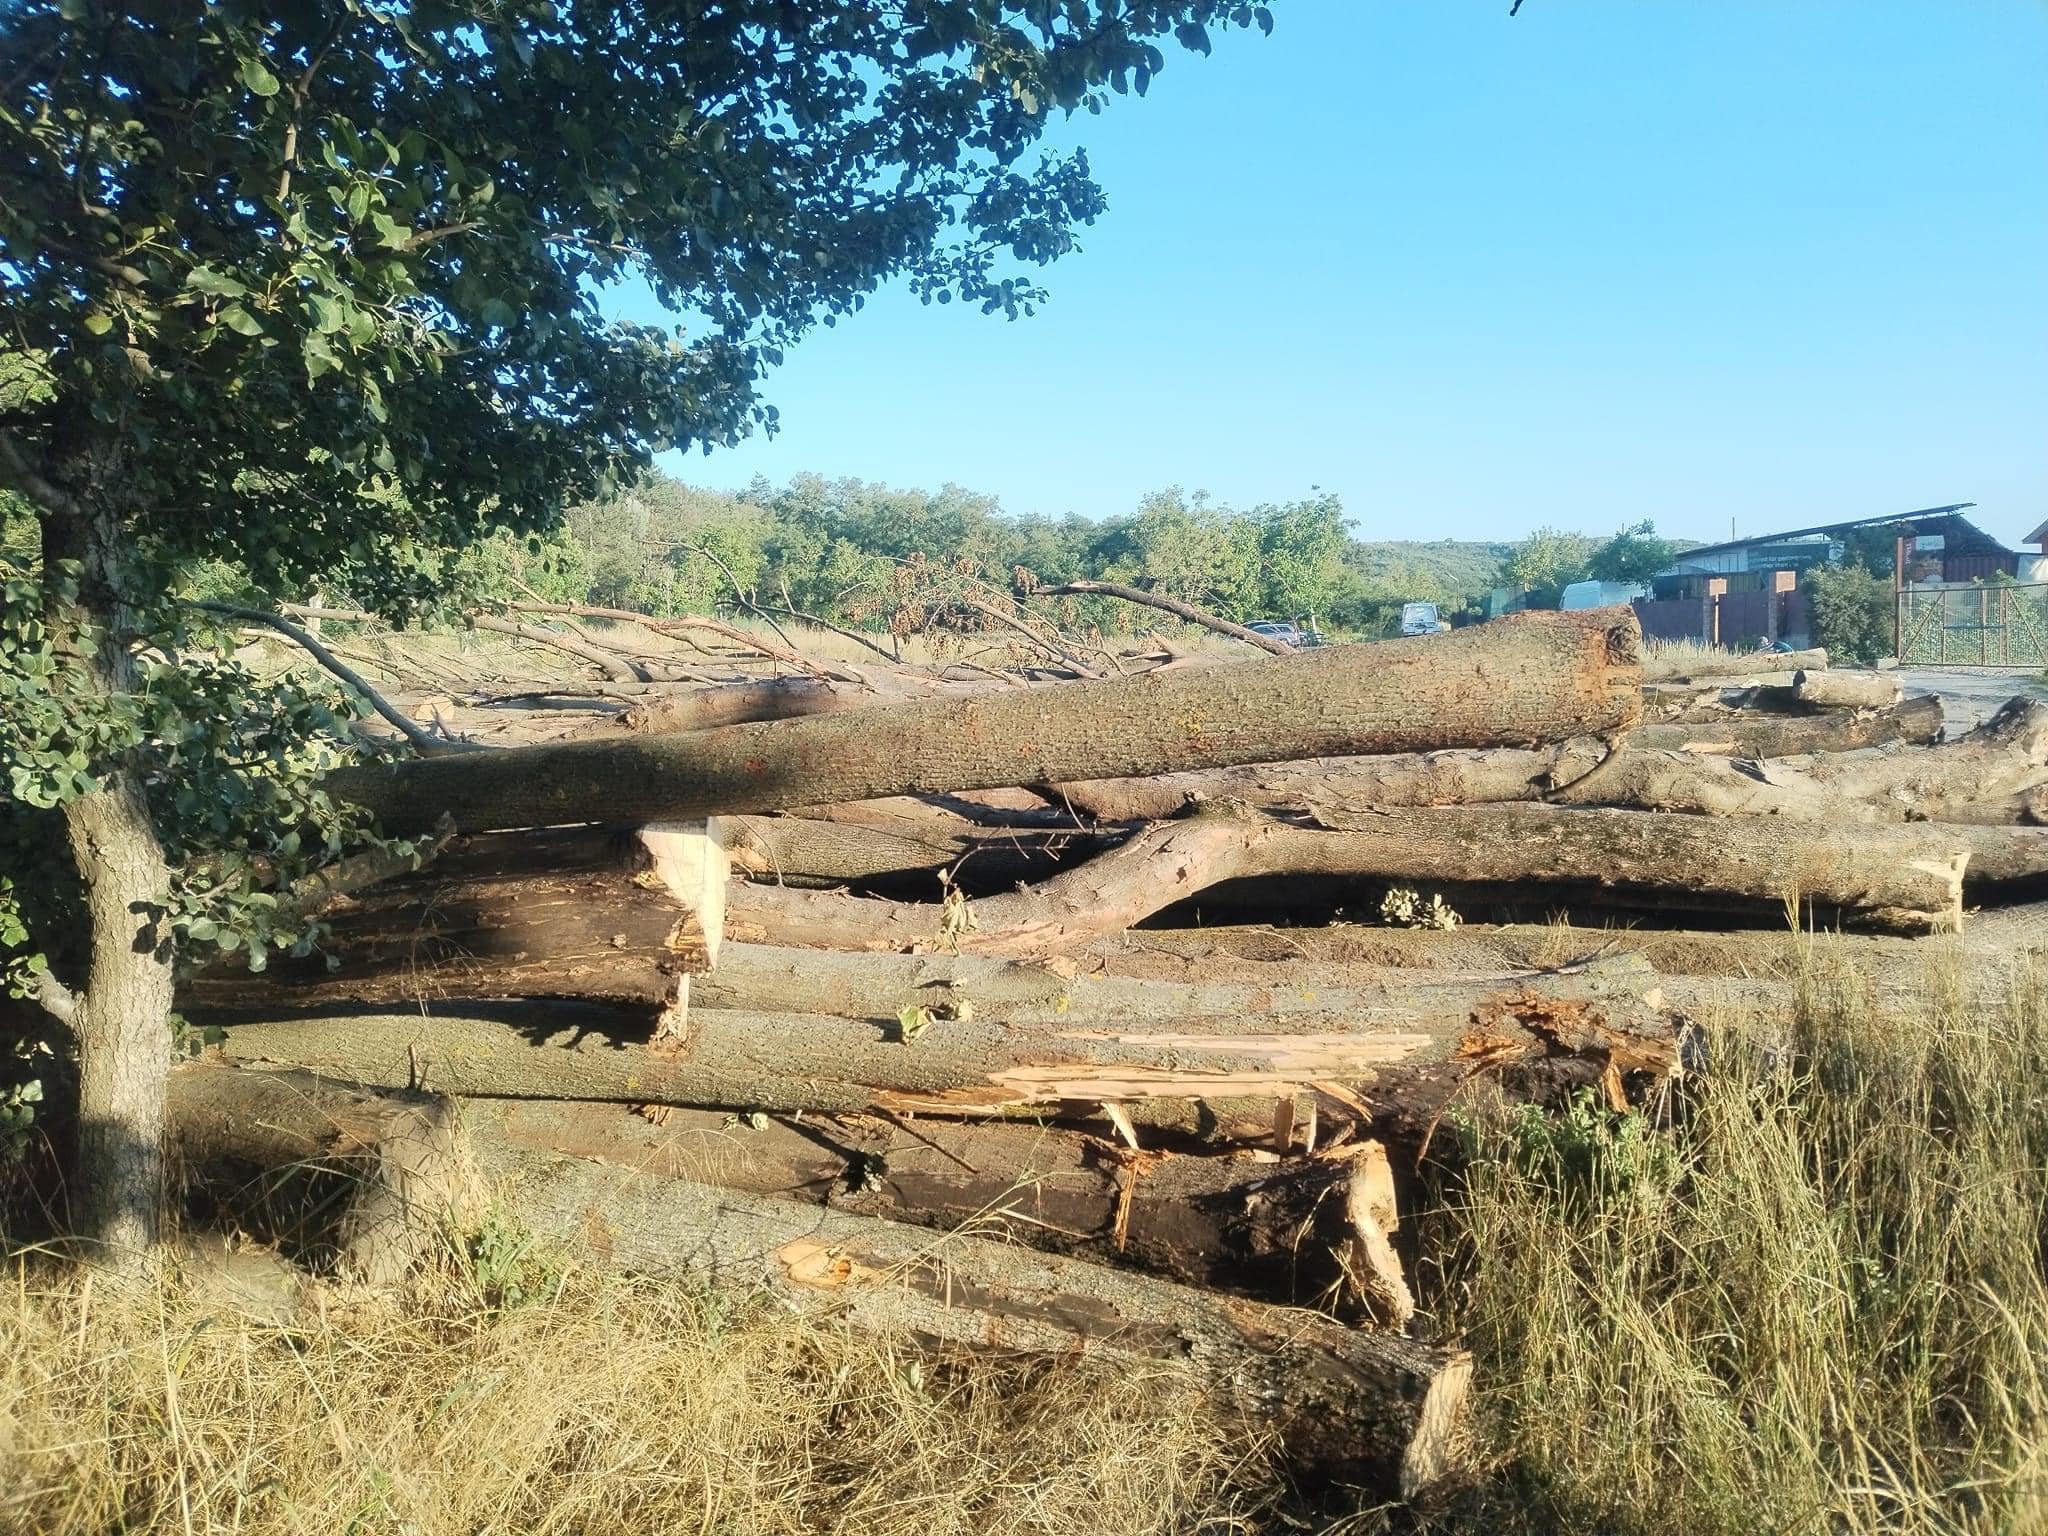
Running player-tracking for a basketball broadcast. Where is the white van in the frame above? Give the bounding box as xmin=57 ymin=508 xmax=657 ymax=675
xmin=1400 ymin=602 xmax=1445 ymax=636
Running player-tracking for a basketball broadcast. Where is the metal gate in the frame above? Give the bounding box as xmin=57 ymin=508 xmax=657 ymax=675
xmin=1896 ymin=583 xmax=2048 ymax=667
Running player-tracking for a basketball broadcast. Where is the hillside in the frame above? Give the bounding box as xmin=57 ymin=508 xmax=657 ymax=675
xmin=1347 ymin=538 xmax=1510 ymax=605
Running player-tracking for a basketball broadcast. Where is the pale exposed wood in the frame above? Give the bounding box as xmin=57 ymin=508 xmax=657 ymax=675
xmin=324 ymin=609 xmax=1645 ymax=834
xmin=1793 ymin=668 xmax=1903 ymax=709
xmin=474 ymin=1136 xmax=1473 ymax=1494
xmin=1341 ymin=1141 xmax=1414 ymax=1328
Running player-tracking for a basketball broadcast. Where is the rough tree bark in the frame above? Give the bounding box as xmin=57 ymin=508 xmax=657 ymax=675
xmin=196 ymin=955 xmax=1681 ymax=1130
xmin=18 ymin=482 xmax=182 ymax=1270
xmin=718 ymin=812 xmax=1114 ymax=888
xmin=723 ymin=803 xmax=1971 ymax=948
xmin=1629 ymin=694 xmax=1942 ymax=754
xmin=1792 ymin=669 xmax=1903 ymax=709
xmin=181 ymin=823 xmax=726 ymax=1014
xmin=325 ymin=608 xmax=1645 ymax=834
xmin=474 ymin=1136 xmax=1472 ymax=1495
xmin=1047 ymin=699 xmax=2044 ymax=827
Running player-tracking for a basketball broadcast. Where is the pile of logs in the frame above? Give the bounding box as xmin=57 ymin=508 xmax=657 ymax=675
xmin=174 ymin=603 xmax=2048 ymax=1499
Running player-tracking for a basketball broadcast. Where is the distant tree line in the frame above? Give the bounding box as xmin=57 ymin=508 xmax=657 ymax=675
xmin=506 ymin=473 xmax=1517 ymax=640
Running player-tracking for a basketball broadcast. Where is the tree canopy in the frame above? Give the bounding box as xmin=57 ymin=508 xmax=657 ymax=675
xmin=0 ymin=0 xmax=1269 ymax=1261
xmin=3 ymin=0 xmax=1270 ymax=611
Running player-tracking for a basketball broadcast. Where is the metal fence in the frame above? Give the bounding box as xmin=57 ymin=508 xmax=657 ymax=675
xmin=1895 ymin=583 xmax=2048 ymax=667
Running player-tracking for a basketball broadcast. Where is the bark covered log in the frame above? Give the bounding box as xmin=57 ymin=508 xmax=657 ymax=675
xmin=326 ymin=608 xmax=1644 ymax=834
xmin=718 ymin=812 xmax=1114 ymax=888
xmin=474 ymin=1135 xmax=1471 ymax=1494
xmin=729 ymin=803 xmax=1971 ymax=947
xmin=1049 ymin=700 xmax=2042 ymax=826
xmin=1628 ymin=693 xmax=1943 ymax=754
xmin=182 ymin=823 xmax=725 ymax=1013
xmin=1792 ymin=668 xmax=1903 ymax=709
xmin=197 ymin=954 xmax=1682 ymax=1129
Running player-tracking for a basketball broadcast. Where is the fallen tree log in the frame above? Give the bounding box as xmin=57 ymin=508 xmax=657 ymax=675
xmin=463 ymin=1097 xmax=1404 ymax=1310
xmin=1628 ymin=694 xmax=1942 ymax=754
xmin=717 ymin=812 xmax=1114 ymax=889
xmin=1097 ymin=906 xmax=2048 ymax=978
xmin=474 ymin=1135 xmax=1471 ymax=1494
xmin=197 ymin=955 xmax=1682 ymax=1130
xmin=325 ymin=608 xmax=1644 ymax=834
xmin=182 ymin=823 xmax=726 ymax=1016
xmin=726 ymin=804 xmax=1971 ymax=947
xmin=165 ymin=1065 xmax=477 ymax=1287
xmin=1048 ymin=699 xmax=2043 ymax=826
xmin=1792 ymin=669 xmax=1903 ymax=709
xmin=1642 ymin=646 xmax=1826 ymax=681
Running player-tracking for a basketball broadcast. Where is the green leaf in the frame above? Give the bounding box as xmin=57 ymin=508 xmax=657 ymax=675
xmin=82 ymin=311 xmax=114 ymax=335
xmin=346 ymin=183 xmax=372 ymax=223
xmin=219 ymin=304 xmax=265 ymax=336
xmin=186 ymin=266 xmax=248 ymax=298
xmin=239 ymin=57 xmax=281 ymax=97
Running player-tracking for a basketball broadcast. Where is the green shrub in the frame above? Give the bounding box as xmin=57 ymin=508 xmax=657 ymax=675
xmin=1805 ymin=563 xmax=1893 ymax=664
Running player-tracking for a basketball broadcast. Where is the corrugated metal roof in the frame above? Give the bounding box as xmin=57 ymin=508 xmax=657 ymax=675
xmin=1671 ymin=503 xmax=1982 ymax=563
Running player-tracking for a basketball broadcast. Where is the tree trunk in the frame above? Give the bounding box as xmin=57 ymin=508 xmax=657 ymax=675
xmin=727 ymin=803 xmax=1970 ymax=947
xmin=196 ymin=954 xmax=1681 ymax=1133
xmin=474 ymin=1136 xmax=1472 ymax=1495
xmin=1641 ymin=646 xmax=1826 ymax=680
xmin=1049 ymin=700 xmax=2042 ymax=826
xmin=1099 ymin=905 xmax=2048 ymax=979
xmin=63 ymin=769 xmax=178 ymax=1266
xmin=36 ymin=492 xmax=180 ymax=1271
xmin=459 ymin=1097 xmax=1399 ymax=1308
xmin=180 ymin=823 xmax=725 ymax=1013
xmin=1629 ymin=694 xmax=1942 ymax=754
xmin=325 ymin=609 xmax=1644 ymax=834
xmin=164 ymin=1065 xmax=477 ymax=1287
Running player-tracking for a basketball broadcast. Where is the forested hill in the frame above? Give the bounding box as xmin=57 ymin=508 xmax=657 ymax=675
xmin=1349 ymin=539 xmax=1512 ymax=608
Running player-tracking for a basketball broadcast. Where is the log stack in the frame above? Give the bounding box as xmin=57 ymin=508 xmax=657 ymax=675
xmin=179 ymin=606 xmax=2048 ymax=1498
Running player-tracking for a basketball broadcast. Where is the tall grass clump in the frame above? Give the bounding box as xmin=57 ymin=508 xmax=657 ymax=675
xmin=1424 ymin=952 xmax=2048 ymax=1535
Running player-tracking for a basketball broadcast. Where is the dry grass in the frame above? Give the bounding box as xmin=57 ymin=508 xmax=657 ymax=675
xmin=0 ymin=1259 xmax=1280 ymax=1536
xmin=4 ymin=951 xmax=2044 ymax=1535
xmin=1419 ymin=951 xmax=2048 ymax=1535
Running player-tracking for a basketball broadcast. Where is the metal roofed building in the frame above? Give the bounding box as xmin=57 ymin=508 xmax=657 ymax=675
xmin=1634 ymin=504 xmax=2025 ymax=649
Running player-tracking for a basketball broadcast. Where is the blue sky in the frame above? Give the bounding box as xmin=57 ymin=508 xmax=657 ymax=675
xmin=620 ymin=1 xmax=2048 ymax=549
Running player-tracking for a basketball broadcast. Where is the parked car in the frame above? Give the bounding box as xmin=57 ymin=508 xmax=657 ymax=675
xmin=1245 ymin=618 xmax=1323 ymax=648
